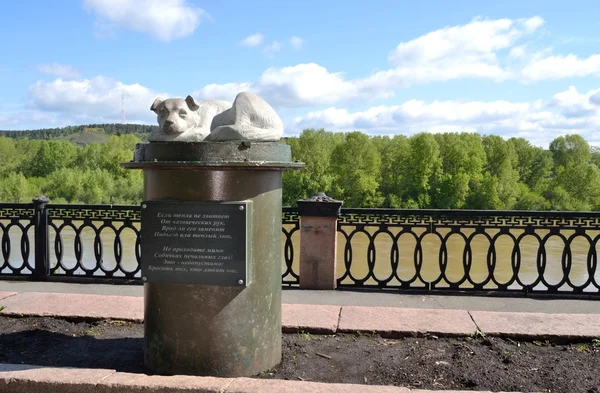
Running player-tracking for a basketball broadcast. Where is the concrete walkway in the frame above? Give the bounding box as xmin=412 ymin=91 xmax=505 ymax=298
xmin=2 ymin=280 xmax=599 ymax=314
xmin=0 ymin=287 xmax=599 ymax=392
xmin=1 ymin=290 xmax=599 ymax=340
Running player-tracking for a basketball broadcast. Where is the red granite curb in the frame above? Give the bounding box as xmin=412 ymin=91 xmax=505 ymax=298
xmin=338 ymin=306 xmax=477 ymax=337
xmin=282 ymin=304 xmax=341 ymax=333
xmin=0 ymin=292 xmax=16 ymax=301
xmin=0 ymin=291 xmax=597 ymax=343
xmin=0 ymin=292 xmax=143 ymax=322
xmin=470 ymin=310 xmax=600 ymax=341
xmin=0 ymin=363 xmax=522 ymax=393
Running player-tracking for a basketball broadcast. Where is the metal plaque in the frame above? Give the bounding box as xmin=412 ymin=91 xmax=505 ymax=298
xmin=140 ymin=200 xmax=251 ymax=286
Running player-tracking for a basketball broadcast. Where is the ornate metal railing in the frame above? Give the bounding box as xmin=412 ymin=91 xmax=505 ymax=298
xmin=337 ymin=209 xmax=600 ymax=295
xmin=47 ymin=204 xmax=141 ymax=280
xmin=0 ymin=204 xmax=36 ymax=276
xmin=4 ymin=201 xmax=600 ymax=296
xmin=1 ymin=199 xmax=142 ymax=283
xmin=282 ymin=207 xmax=300 ymax=285
xmin=1 ymin=201 xmax=301 ymax=284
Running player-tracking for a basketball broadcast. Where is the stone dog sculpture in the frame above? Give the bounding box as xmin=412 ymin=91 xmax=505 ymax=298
xmin=148 ymin=96 xmax=231 ymax=142
xmin=148 ymin=92 xmax=283 ymax=142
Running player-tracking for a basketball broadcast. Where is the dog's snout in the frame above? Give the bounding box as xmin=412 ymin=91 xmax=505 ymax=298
xmin=164 ymin=120 xmax=174 ymax=126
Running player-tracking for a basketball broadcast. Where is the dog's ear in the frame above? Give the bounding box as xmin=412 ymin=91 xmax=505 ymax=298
xmin=150 ymin=97 xmax=164 ymax=113
xmin=185 ymin=95 xmax=200 ymax=111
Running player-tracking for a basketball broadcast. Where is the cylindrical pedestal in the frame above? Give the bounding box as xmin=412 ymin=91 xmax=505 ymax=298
xmin=122 ymin=142 xmax=303 ymax=377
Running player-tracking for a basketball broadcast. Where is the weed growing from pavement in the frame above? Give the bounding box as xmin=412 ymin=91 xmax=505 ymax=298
xmin=298 ymin=331 xmax=313 ymax=340
xmin=533 ymin=340 xmax=551 ymax=346
xmin=85 ymin=326 xmax=102 ymax=337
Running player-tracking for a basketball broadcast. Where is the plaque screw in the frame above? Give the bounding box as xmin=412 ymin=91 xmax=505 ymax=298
xmin=142 ymin=276 xmax=148 ymax=282
xmin=142 ymin=204 xmax=147 ymax=209
xmin=238 ymin=279 xmax=244 ymax=285
xmin=239 ymin=206 xmax=244 ymax=211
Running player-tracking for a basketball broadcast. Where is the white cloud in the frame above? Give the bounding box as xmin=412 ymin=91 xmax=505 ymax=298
xmin=290 ymin=36 xmax=304 ymax=49
xmin=196 ymin=63 xmax=359 ymax=107
xmin=83 ymin=0 xmax=207 ymax=42
xmin=195 ymin=16 xmax=550 ymax=108
xmin=289 ymin=86 xmax=600 ymax=148
xmin=370 ymin=16 xmax=544 ymax=90
xmin=193 ymin=82 xmax=255 ymax=101
xmin=38 ymin=63 xmax=81 ymax=79
xmin=521 ymin=54 xmax=600 ymax=82
xmin=28 ymin=76 xmax=165 ymax=123
xmin=258 ymin=63 xmax=358 ymax=107
xmin=262 ymin=41 xmax=283 ymax=55
xmin=240 ymin=33 xmax=264 ymax=47
xmin=0 ymin=111 xmax=60 ymax=129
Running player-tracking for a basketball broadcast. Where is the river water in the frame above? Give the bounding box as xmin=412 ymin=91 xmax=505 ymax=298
xmin=2 ymin=221 xmax=599 ymax=291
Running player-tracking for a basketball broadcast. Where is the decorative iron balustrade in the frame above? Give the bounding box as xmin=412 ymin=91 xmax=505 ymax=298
xmin=337 ymin=209 xmax=600 ymax=295
xmin=0 ymin=204 xmax=35 ymax=276
xmin=1 ymin=201 xmax=301 ymax=284
xmin=4 ymin=201 xmax=600 ymax=296
xmin=282 ymin=207 xmax=300 ymax=285
xmin=47 ymin=203 xmax=142 ymax=280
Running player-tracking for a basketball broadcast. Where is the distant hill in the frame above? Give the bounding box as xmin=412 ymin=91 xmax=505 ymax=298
xmin=0 ymin=124 xmax=156 ymax=144
xmin=59 ymin=129 xmax=111 ymax=146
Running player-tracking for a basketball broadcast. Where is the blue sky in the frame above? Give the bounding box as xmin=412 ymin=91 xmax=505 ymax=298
xmin=2 ymin=0 xmax=600 ymax=147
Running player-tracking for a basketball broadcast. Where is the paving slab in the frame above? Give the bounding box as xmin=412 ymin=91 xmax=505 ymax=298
xmin=96 ymin=371 xmax=232 ymax=393
xmin=0 ymin=292 xmax=16 ymax=301
xmin=338 ymin=306 xmax=477 ymax=337
xmin=0 ymin=363 xmax=524 ymax=393
xmin=413 ymin=391 xmax=492 ymax=393
xmin=470 ymin=310 xmax=600 ymax=340
xmin=282 ymin=303 xmax=341 ymax=333
xmin=226 ymin=378 xmax=410 ymax=393
xmin=0 ymin=292 xmax=143 ymax=321
xmin=0 ymin=363 xmax=115 ymax=393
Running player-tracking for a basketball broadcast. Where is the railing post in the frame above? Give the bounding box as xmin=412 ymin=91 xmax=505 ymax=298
xmin=32 ymin=195 xmax=50 ymax=279
xmin=297 ymin=193 xmax=343 ymax=290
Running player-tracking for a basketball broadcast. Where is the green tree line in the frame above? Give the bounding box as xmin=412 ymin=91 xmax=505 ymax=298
xmin=282 ymin=130 xmax=600 ymax=210
xmin=1 ymin=128 xmax=599 ymax=210
xmin=0 ymin=135 xmax=142 ymax=204
xmin=0 ymin=123 xmax=156 ymax=141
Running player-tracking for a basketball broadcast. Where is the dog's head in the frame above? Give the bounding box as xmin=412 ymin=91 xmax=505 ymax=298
xmin=150 ymin=95 xmax=201 ymax=135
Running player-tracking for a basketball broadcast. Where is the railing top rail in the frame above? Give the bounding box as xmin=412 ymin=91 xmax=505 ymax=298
xmin=0 ymin=203 xmax=35 ymax=209
xmin=47 ymin=204 xmax=141 ymax=210
xmin=3 ymin=203 xmax=597 ymax=218
xmin=340 ymin=208 xmax=600 ymax=218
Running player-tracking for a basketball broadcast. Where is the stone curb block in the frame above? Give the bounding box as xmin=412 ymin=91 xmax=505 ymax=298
xmin=2 ymin=291 xmax=598 ymax=343
xmin=282 ymin=304 xmax=341 ymax=333
xmin=0 ymin=292 xmax=143 ymax=322
xmin=95 ymin=371 xmax=233 ymax=393
xmin=0 ymin=363 xmax=522 ymax=393
xmin=470 ymin=310 xmax=600 ymax=341
xmin=0 ymin=364 xmax=115 ymax=393
xmin=338 ymin=306 xmax=477 ymax=337
xmin=226 ymin=377 xmax=411 ymax=392
xmin=0 ymin=293 xmax=16 ymax=302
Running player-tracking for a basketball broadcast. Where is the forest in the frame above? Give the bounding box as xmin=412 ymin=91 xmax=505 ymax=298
xmin=0 ymin=124 xmax=156 ymax=141
xmin=0 ymin=125 xmax=599 ymax=211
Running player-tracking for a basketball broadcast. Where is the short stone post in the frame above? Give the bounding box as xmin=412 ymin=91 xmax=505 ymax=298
xmin=297 ymin=193 xmax=343 ymax=290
